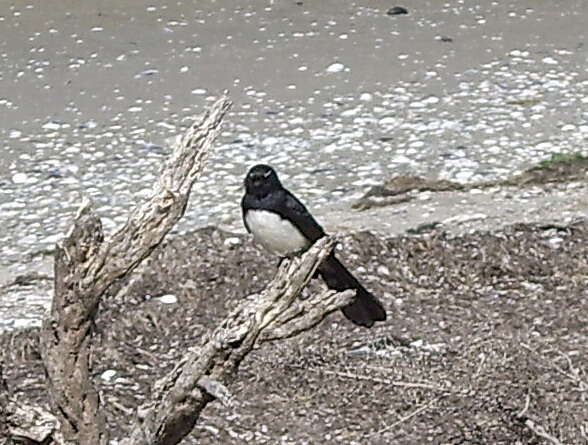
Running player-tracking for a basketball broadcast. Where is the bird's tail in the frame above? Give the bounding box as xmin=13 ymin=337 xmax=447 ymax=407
xmin=318 ymin=254 xmax=387 ymax=327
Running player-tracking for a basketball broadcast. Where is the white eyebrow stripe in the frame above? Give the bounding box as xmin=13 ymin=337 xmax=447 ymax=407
xmin=263 ymin=169 xmax=272 ymax=177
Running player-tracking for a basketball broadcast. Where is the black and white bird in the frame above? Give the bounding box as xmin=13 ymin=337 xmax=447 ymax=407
xmin=241 ymin=164 xmax=387 ymax=328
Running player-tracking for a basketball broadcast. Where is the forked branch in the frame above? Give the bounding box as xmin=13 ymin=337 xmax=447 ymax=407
xmin=39 ymin=97 xmax=232 ymax=445
xmin=121 ymin=237 xmax=353 ymax=445
xmin=36 ymin=95 xmax=353 ymax=445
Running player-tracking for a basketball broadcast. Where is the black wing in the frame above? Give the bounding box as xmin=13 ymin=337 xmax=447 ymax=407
xmin=277 ymin=189 xmax=326 ymax=243
xmin=241 ymin=187 xmax=327 ymax=242
xmin=241 ymin=193 xmax=253 ymax=234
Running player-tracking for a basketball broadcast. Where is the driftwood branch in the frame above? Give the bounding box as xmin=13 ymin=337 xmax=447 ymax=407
xmin=39 ymin=97 xmax=232 ymax=445
xmin=121 ymin=236 xmax=354 ymax=445
xmin=0 ymin=363 xmax=8 ymax=439
xmin=5 ymin=400 xmax=63 ymax=444
xmin=31 ymin=92 xmax=354 ymax=445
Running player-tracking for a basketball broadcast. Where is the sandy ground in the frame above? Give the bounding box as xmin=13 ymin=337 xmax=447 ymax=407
xmin=1 ymin=160 xmax=588 ymax=443
xmin=1 ymin=1 xmax=588 ymax=441
xmin=3 ymin=0 xmax=588 ymax=277
xmin=2 ymin=210 xmax=587 ymax=444
xmin=2 ymin=172 xmax=588 ymax=331
xmin=323 ymin=180 xmax=588 ymax=237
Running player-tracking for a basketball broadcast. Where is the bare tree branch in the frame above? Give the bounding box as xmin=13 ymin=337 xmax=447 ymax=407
xmin=35 ymin=93 xmax=352 ymax=445
xmin=259 ymin=288 xmax=355 ymax=342
xmin=121 ymin=237 xmax=354 ymax=445
xmin=0 ymin=363 xmax=8 ymax=440
xmin=39 ymin=97 xmax=232 ymax=445
xmin=5 ymin=401 xmax=63 ymax=444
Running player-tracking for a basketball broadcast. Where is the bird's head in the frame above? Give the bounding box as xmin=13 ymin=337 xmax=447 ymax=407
xmin=244 ymin=164 xmax=282 ymax=197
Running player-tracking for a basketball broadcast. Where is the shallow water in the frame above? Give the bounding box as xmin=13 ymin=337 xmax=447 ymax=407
xmin=1 ymin=0 xmax=588 ymax=327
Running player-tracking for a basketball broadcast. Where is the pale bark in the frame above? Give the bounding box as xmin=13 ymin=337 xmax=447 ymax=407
xmin=39 ymin=97 xmax=232 ymax=444
xmin=121 ymin=238 xmax=353 ymax=445
xmin=34 ymin=94 xmax=353 ymax=445
xmin=4 ymin=400 xmax=63 ymax=444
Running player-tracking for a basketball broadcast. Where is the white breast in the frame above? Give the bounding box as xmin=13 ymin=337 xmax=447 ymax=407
xmin=246 ymin=210 xmax=310 ymax=257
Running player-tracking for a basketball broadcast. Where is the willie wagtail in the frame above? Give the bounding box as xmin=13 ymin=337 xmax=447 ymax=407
xmin=241 ymin=164 xmax=387 ymax=328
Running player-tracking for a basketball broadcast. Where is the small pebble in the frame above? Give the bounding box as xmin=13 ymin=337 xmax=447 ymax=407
xmin=47 ymin=168 xmax=63 ymax=179
xmin=101 ymin=369 xmax=117 ymax=381
xmin=379 ymin=116 xmax=398 ymax=126
xmin=42 ymin=121 xmax=61 ymax=131
xmin=158 ymin=294 xmax=178 ymax=304
xmin=224 ymin=237 xmax=242 ymax=246
xmin=12 ymin=173 xmax=29 ymax=184
xmin=387 ymin=6 xmax=408 ymax=15
xmin=137 ymin=69 xmax=159 ymax=77
xmin=326 ymin=62 xmax=345 ymax=73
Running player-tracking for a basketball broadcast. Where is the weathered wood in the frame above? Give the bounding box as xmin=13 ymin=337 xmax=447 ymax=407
xmin=6 ymin=401 xmax=63 ymax=444
xmin=39 ymin=97 xmax=232 ymax=445
xmin=0 ymin=362 xmax=7 ymax=440
xmin=36 ymin=94 xmax=354 ymax=445
xmin=121 ymin=237 xmax=354 ymax=445
xmin=40 ymin=203 xmax=107 ymax=445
